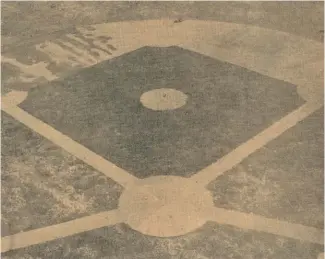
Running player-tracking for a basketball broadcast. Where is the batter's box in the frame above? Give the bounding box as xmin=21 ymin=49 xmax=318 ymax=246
xmin=19 ymin=46 xmax=304 ymax=178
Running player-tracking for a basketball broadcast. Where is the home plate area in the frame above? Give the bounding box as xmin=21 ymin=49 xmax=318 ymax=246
xmin=1 ymin=20 xmax=324 ymax=259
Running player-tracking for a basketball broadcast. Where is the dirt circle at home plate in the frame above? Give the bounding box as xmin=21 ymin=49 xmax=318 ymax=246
xmin=118 ymin=175 xmax=214 ymax=237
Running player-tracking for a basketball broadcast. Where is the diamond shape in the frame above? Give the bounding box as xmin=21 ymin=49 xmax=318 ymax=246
xmin=20 ymin=46 xmax=304 ymax=178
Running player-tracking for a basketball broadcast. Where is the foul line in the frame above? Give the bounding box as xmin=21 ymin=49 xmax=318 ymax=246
xmin=1 ymin=105 xmax=138 ymax=188
xmin=190 ymin=102 xmax=322 ymax=186
xmin=208 ymin=207 xmax=324 ymax=245
xmin=1 ymin=210 xmax=123 ymax=253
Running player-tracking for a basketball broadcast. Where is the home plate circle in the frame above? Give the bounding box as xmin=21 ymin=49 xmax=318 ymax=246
xmin=118 ymin=176 xmax=214 ymax=237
